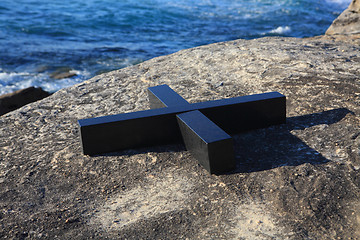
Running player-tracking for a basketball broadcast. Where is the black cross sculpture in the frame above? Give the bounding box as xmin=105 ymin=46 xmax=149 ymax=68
xmin=78 ymin=84 xmax=286 ymax=174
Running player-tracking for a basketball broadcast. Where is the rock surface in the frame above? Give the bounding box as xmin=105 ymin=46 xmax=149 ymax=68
xmin=1 ymin=4 xmax=360 ymax=240
xmin=0 ymin=87 xmax=50 ymax=116
xmin=1 ymin=36 xmax=359 ymax=239
xmin=49 ymin=67 xmax=77 ymax=80
xmin=326 ymin=0 xmax=360 ymax=36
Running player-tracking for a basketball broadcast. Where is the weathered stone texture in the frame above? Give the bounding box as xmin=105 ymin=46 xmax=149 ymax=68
xmin=326 ymin=0 xmax=360 ymax=36
xmin=1 ymin=35 xmax=359 ymax=239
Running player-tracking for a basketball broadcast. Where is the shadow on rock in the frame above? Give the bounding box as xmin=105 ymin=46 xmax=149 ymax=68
xmin=99 ymin=108 xmax=352 ymax=175
xmin=231 ymin=108 xmax=353 ymax=173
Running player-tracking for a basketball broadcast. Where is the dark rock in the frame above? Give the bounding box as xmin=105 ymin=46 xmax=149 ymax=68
xmin=49 ymin=67 xmax=77 ymax=79
xmin=0 ymin=87 xmax=51 ymax=116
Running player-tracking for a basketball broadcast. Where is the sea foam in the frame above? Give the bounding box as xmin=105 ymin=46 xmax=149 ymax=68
xmin=269 ymin=26 xmax=292 ymax=35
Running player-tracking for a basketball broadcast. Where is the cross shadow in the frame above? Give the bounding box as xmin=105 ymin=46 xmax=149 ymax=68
xmin=100 ymin=108 xmax=352 ymax=174
xmin=229 ymin=108 xmax=352 ymax=174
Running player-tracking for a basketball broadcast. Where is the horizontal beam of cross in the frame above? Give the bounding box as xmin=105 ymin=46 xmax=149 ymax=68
xmin=78 ymin=86 xmax=286 ymax=156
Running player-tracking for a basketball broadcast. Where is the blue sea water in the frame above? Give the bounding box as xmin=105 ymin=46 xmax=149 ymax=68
xmin=0 ymin=0 xmax=351 ymax=94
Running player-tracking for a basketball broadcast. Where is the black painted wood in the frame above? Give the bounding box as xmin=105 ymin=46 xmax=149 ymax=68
xmin=148 ymin=84 xmax=235 ymax=174
xmin=78 ymin=85 xmax=286 ymax=158
xmin=177 ymin=110 xmax=235 ymax=174
xmin=148 ymin=84 xmax=189 ymax=108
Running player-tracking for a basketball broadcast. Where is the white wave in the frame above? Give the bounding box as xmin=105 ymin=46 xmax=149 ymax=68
xmin=40 ymin=70 xmax=91 ymax=93
xmin=269 ymin=26 xmax=291 ymax=34
xmin=0 ymin=72 xmax=31 ymax=83
xmin=0 ymin=69 xmax=90 ymax=95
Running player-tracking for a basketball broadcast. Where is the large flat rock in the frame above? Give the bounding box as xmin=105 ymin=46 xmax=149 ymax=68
xmin=1 ymin=36 xmax=360 ymax=239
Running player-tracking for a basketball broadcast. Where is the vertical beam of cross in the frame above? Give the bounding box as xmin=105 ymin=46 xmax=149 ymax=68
xmin=148 ymin=84 xmax=189 ymax=108
xmin=177 ymin=110 xmax=235 ymax=174
xmin=148 ymin=85 xmax=235 ymax=174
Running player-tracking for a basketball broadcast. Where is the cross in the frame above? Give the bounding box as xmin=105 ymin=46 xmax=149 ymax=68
xmin=78 ymin=84 xmax=286 ymax=174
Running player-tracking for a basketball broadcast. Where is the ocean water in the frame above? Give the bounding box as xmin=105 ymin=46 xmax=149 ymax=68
xmin=0 ymin=0 xmax=351 ymax=94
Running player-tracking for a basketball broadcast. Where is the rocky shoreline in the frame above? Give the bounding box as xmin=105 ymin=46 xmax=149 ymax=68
xmin=1 ymin=1 xmax=360 ymax=239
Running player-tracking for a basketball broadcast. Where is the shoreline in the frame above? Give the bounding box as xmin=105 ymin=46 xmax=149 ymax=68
xmin=0 ymin=0 xmax=350 ymax=95
xmin=1 ymin=0 xmax=359 ymax=116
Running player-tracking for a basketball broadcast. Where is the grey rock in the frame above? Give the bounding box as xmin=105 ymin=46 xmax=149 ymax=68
xmin=349 ymin=0 xmax=360 ymax=12
xmin=326 ymin=0 xmax=360 ymax=36
xmin=1 ymin=36 xmax=359 ymax=240
xmin=0 ymin=87 xmax=50 ymax=116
